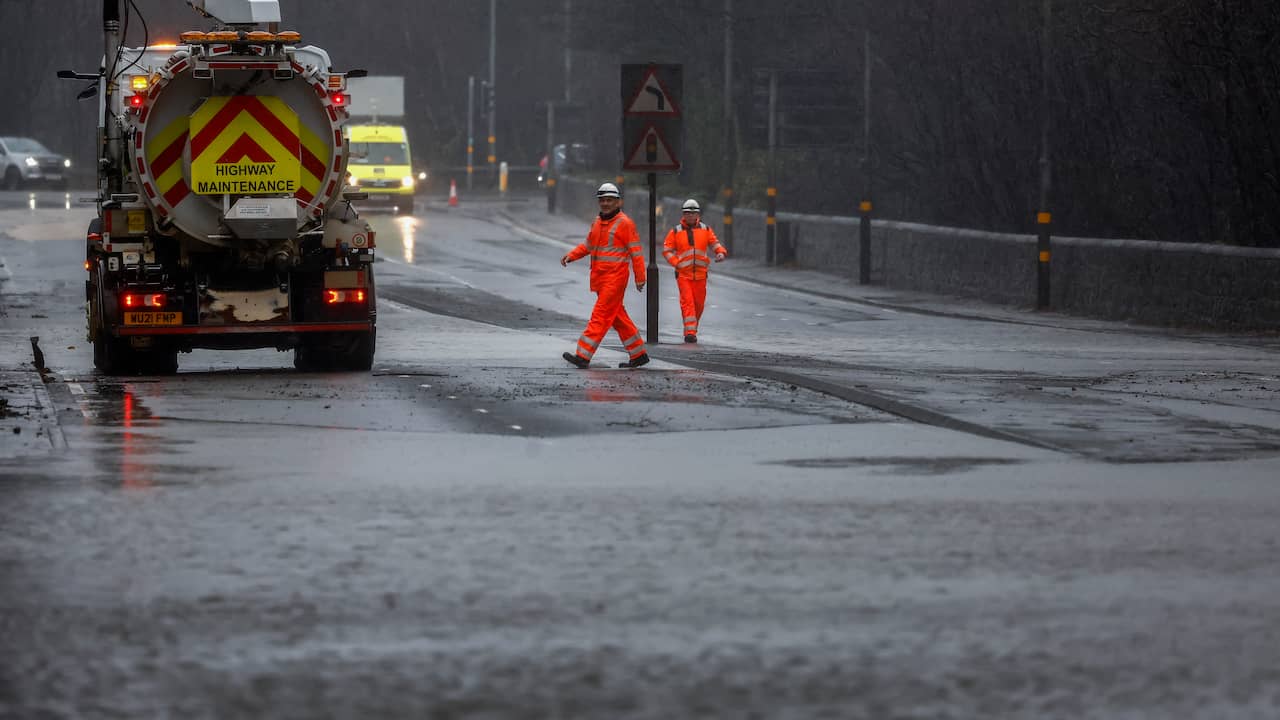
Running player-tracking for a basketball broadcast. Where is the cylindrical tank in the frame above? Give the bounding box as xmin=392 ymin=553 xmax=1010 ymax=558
xmin=125 ymin=41 xmax=349 ymax=247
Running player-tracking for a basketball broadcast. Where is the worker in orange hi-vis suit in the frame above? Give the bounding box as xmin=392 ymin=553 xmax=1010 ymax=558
xmin=662 ymin=198 xmax=727 ymax=343
xmin=560 ymin=182 xmax=650 ymax=369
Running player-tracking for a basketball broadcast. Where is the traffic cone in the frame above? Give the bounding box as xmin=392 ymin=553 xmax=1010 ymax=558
xmin=448 ymin=178 xmax=459 ymax=207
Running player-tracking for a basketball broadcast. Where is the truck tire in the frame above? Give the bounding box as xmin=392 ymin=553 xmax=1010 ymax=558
xmin=2 ymin=168 xmax=21 ymax=191
xmin=395 ymin=197 xmax=414 ymax=216
xmin=139 ymin=348 xmax=179 ymax=375
xmin=333 ymin=330 xmax=376 ymax=371
xmin=92 ymin=335 xmax=132 ymax=375
xmin=293 ymin=335 xmax=331 ymax=372
xmin=89 ymin=265 xmax=137 ymax=375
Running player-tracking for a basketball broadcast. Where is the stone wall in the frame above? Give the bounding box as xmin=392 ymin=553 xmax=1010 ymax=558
xmin=553 ymin=176 xmax=1280 ymax=330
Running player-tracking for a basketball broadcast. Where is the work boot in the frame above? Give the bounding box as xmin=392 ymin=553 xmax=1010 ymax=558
xmin=618 ymin=353 xmax=650 ymax=369
xmin=562 ymin=351 xmax=589 ymax=369
xmin=684 ymin=334 xmax=697 ymax=343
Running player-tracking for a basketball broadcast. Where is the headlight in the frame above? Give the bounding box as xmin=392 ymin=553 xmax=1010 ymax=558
xmin=417 ymin=171 xmax=428 ymax=181
xmin=63 ymin=159 xmax=71 ymax=168
xmin=346 ymin=176 xmax=359 ymax=188
xmin=24 ymin=157 xmax=37 ymax=167
xmin=401 ymin=175 xmax=414 ymax=189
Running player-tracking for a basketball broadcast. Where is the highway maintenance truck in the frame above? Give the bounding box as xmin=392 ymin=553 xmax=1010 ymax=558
xmin=61 ymin=0 xmax=376 ymax=374
xmin=344 ymin=75 xmax=419 ymax=215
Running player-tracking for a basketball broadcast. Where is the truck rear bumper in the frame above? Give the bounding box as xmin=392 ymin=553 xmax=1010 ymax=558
xmin=115 ymin=321 xmax=372 ymax=336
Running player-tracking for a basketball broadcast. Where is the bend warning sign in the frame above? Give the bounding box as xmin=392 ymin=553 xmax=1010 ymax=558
xmin=190 ymin=96 xmax=302 ymax=195
xmin=624 ymin=66 xmax=681 ymax=116
xmin=621 ymin=64 xmax=683 ymax=173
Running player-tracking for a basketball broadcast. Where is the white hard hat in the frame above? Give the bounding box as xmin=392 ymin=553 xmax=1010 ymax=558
xmin=681 ymin=198 xmax=701 ymax=213
xmin=596 ymin=182 xmax=621 ymax=198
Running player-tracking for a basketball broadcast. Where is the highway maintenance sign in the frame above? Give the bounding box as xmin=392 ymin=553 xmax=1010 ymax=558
xmin=190 ymin=96 xmax=302 ymax=195
xmin=621 ymin=64 xmax=682 ymax=173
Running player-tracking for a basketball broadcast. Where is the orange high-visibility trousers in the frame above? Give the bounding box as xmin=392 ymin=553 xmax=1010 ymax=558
xmin=676 ymin=275 xmax=708 ymax=339
xmin=573 ymin=279 xmax=647 ymax=363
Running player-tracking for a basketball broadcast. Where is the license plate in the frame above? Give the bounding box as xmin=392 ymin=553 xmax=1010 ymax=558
xmin=45 ymin=175 xmax=62 ymax=181
xmin=124 ymin=311 xmax=182 ymax=326
xmin=366 ymin=194 xmax=392 ymax=201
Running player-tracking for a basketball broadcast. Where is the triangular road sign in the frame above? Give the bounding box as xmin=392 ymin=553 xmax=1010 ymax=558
xmin=623 ymin=123 xmax=680 ymax=171
xmin=624 ymin=67 xmax=681 ymax=116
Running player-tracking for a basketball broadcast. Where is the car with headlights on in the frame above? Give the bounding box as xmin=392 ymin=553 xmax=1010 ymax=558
xmin=0 ymin=136 xmax=71 ymax=190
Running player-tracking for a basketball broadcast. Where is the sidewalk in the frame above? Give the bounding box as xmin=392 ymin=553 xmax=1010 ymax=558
xmin=0 ymin=295 xmax=63 ymax=461
xmin=486 ymin=196 xmax=1280 ymax=347
xmin=0 ymin=212 xmax=79 ymax=461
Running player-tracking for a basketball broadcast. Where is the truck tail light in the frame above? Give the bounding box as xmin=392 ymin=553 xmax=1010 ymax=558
xmin=122 ymin=293 xmax=166 ymax=309
xmin=128 ymin=94 xmax=144 ymax=109
xmin=325 ymin=289 xmax=366 ymax=304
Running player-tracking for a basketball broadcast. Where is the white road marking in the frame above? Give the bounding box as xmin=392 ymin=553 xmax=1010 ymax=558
xmin=377 ymin=299 xmax=416 ymax=313
xmin=381 ymin=256 xmax=475 ymax=288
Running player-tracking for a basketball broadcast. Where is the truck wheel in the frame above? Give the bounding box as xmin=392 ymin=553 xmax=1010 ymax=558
xmin=139 ymin=349 xmax=179 ymax=375
xmin=333 ymin=330 xmax=376 ymax=371
xmin=2 ymin=168 xmax=20 ymax=191
xmin=92 ymin=331 xmax=136 ymax=375
xmin=395 ymin=198 xmax=415 ymax=216
xmin=89 ymin=267 xmax=137 ymax=375
xmin=293 ymin=336 xmax=330 ymax=372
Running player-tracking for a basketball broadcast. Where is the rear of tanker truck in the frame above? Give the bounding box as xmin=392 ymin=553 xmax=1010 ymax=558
xmin=73 ymin=0 xmax=377 ymax=375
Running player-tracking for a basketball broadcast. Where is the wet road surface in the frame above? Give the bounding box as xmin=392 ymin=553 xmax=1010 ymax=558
xmin=2 ymin=191 xmax=1280 ymax=718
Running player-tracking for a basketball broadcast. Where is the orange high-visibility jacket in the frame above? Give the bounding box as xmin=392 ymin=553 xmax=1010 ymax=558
xmin=566 ymin=211 xmax=646 ymax=292
xmin=662 ymin=221 xmax=726 ymax=280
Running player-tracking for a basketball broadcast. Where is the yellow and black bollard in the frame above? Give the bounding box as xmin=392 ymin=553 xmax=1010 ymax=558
xmin=1037 ymin=211 xmax=1051 ymax=309
xmin=858 ymin=199 xmax=872 ymax=284
xmin=765 ymin=186 xmax=777 ymax=265
xmin=722 ymin=187 xmax=734 ymax=255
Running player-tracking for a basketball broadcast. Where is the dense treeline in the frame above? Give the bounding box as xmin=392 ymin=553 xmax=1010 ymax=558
xmin=3 ymin=0 xmax=1277 ymax=246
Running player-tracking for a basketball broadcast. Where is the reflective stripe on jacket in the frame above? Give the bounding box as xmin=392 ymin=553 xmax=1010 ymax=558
xmin=662 ymin=221 xmax=726 ymax=280
xmin=566 ymin=211 xmax=646 ymax=292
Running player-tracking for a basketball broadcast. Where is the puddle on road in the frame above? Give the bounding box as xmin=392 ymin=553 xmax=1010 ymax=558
xmin=90 ymin=383 xmax=156 ymax=424
xmin=767 ymin=456 xmax=1026 ymax=475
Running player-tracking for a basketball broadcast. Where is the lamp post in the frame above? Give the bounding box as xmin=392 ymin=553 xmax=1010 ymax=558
xmin=563 ymin=0 xmax=572 ymax=103
xmin=858 ymin=27 xmax=872 ymax=285
xmin=487 ymin=0 xmax=497 ymax=185
xmin=721 ymin=0 xmax=735 ymax=254
xmin=1036 ymin=0 xmax=1053 ymax=309
xmin=467 ymin=76 xmax=475 ymax=192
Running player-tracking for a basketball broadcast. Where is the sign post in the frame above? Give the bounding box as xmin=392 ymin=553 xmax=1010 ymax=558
xmin=621 ymin=63 xmax=682 ymax=344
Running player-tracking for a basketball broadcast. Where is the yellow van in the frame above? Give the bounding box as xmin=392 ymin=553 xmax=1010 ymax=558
xmin=346 ymin=124 xmax=416 ymax=214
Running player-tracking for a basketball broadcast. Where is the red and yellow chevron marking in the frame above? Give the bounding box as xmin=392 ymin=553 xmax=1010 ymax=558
xmin=296 ymin=121 xmax=330 ymax=205
xmin=144 ymin=115 xmax=191 ymax=207
xmin=143 ymin=95 xmax=333 ymax=207
xmin=190 ymin=95 xmax=302 ymax=195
